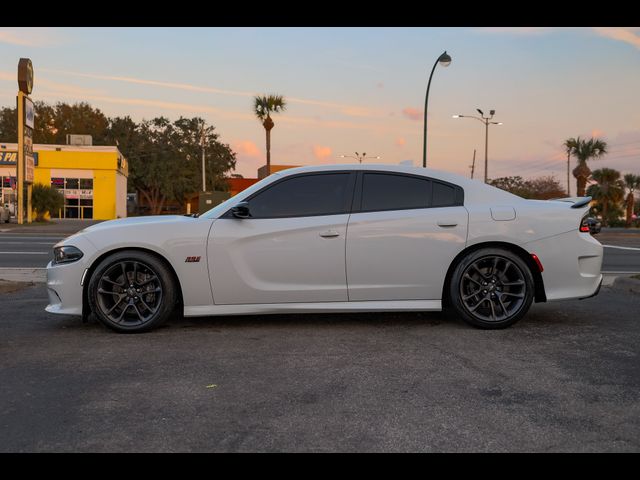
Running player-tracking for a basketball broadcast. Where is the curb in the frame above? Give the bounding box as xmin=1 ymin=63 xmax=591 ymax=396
xmin=0 ymin=268 xmax=46 ymax=283
xmin=610 ymin=276 xmax=640 ymax=294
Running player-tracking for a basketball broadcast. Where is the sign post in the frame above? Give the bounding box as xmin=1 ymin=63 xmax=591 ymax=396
xmin=17 ymin=58 xmax=34 ymax=224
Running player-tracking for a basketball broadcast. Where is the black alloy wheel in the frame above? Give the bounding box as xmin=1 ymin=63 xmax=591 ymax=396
xmin=449 ymin=248 xmax=534 ymax=329
xmin=88 ymin=250 xmax=177 ymax=333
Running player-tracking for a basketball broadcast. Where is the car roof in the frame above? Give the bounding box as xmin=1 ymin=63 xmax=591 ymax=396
xmin=274 ymin=163 xmax=526 ymax=205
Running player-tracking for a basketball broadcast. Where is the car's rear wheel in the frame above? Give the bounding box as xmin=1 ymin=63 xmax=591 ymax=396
xmin=88 ymin=250 xmax=177 ymax=333
xmin=449 ymin=248 xmax=534 ymax=329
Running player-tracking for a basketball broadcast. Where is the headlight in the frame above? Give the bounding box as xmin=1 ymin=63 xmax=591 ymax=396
xmin=53 ymin=245 xmax=84 ymax=265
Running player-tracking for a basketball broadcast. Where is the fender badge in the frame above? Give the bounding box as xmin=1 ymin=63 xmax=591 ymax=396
xmin=185 ymin=256 xmax=201 ymax=263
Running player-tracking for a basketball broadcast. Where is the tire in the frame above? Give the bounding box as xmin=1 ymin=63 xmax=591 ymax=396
xmin=88 ymin=250 xmax=178 ymax=333
xmin=448 ymin=247 xmax=534 ymax=329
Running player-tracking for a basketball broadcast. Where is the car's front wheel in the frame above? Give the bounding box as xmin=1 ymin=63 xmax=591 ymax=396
xmin=88 ymin=250 xmax=177 ymax=333
xmin=449 ymin=248 xmax=534 ymax=329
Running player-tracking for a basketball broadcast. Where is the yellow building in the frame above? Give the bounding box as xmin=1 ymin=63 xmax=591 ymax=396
xmin=0 ymin=143 xmax=128 ymax=220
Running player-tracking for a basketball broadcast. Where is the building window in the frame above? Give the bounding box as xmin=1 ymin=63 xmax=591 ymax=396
xmin=51 ymin=176 xmax=94 ymax=219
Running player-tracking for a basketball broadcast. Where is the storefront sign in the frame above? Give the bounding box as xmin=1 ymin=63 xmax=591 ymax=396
xmin=0 ymin=151 xmax=38 ymax=166
xmin=24 ymin=96 xmax=35 ymax=129
xmin=18 ymin=58 xmax=34 ymax=95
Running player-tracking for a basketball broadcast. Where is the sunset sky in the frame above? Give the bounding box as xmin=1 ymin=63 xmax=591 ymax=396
xmin=0 ymin=27 xmax=639 ymax=184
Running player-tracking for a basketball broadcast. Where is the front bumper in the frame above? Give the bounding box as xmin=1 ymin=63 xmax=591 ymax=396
xmin=45 ymin=259 xmax=86 ymax=316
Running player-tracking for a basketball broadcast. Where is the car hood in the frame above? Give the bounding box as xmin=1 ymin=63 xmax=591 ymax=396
xmin=82 ymin=215 xmax=197 ymax=232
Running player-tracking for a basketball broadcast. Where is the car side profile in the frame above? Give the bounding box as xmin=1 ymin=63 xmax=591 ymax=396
xmin=46 ymin=164 xmax=603 ymax=333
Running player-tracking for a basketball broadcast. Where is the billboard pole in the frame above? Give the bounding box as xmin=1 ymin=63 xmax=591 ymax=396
xmin=17 ymin=58 xmax=34 ymax=224
xmin=17 ymin=91 xmax=24 ymax=224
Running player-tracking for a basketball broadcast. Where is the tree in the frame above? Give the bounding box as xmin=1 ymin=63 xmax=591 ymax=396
xmin=31 ymin=184 xmax=64 ymax=222
xmin=488 ymin=175 xmax=566 ymax=200
xmin=587 ymin=168 xmax=625 ymax=227
xmin=0 ymin=101 xmax=110 ymax=144
xmin=253 ymin=94 xmax=286 ymax=176
xmin=563 ymin=137 xmax=579 ymax=196
xmin=488 ymin=176 xmax=530 ymax=198
xmin=623 ymin=173 xmax=640 ymax=227
xmin=567 ymin=137 xmax=608 ymax=197
xmin=127 ymin=116 xmax=236 ymax=215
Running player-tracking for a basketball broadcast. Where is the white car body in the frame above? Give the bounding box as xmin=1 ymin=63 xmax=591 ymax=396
xmin=46 ymin=164 xmax=603 ymax=321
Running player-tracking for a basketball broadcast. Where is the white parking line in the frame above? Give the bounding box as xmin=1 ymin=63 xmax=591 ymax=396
xmin=0 ymin=242 xmax=56 ymax=245
xmin=0 ymin=251 xmax=49 ymax=255
xmin=602 ymin=245 xmax=640 ymax=251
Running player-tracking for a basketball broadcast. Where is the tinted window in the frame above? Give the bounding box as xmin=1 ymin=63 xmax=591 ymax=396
xmin=361 ymin=173 xmax=431 ymax=212
xmin=432 ymin=181 xmax=457 ymax=207
xmin=249 ymin=173 xmax=351 ymax=218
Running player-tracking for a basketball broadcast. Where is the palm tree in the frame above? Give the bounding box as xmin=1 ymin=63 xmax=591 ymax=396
xmin=587 ymin=168 xmax=625 ymax=227
xmin=623 ymin=173 xmax=640 ymax=227
xmin=253 ymin=94 xmax=287 ymax=177
xmin=570 ymin=137 xmax=608 ymax=196
xmin=563 ymin=137 xmax=580 ymax=196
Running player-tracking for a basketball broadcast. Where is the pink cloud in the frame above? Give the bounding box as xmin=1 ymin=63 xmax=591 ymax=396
xmin=591 ymin=129 xmax=605 ymax=138
xmin=402 ymin=107 xmax=423 ymax=122
xmin=376 ymin=82 xmax=384 ymax=89
xmin=395 ymin=137 xmax=406 ymax=147
xmin=312 ymin=145 xmax=333 ymax=160
xmin=592 ymin=27 xmax=640 ymax=50
xmin=234 ymin=140 xmax=262 ymax=157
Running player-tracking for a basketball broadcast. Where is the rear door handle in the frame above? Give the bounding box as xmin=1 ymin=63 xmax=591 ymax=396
xmin=437 ymin=220 xmax=458 ymax=227
xmin=319 ymin=230 xmax=340 ymax=238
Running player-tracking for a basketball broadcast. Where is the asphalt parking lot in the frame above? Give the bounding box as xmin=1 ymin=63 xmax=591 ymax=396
xmin=1 ymin=283 xmax=639 ymax=452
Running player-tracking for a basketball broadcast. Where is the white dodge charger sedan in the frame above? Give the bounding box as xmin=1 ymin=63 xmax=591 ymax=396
xmin=46 ymin=164 xmax=603 ymax=333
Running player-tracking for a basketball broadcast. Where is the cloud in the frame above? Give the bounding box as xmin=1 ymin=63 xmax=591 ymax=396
xmin=39 ymin=68 xmax=380 ymax=117
xmin=395 ymin=137 xmax=406 ymax=146
xmin=234 ymin=140 xmax=261 ymax=158
xmin=312 ymin=145 xmax=332 ymax=160
xmin=0 ymin=28 xmax=67 ymax=47
xmin=376 ymin=82 xmax=384 ymax=89
xmin=402 ymin=107 xmax=423 ymax=122
xmin=591 ymin=129 xmax=605 ymax=138
xmin=592 ymin=27 xmax=640 ymax=50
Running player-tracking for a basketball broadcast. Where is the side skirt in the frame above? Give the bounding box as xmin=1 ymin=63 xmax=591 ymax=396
xmin=184 ymin=300 xmax=442 ymax=317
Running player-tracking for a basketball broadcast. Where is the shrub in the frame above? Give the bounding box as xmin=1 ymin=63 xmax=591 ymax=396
xmin=31 ymin=184 xmax=64 ymax=222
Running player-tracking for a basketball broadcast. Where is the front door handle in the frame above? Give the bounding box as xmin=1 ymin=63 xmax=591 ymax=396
xmin=437 ymin=220 xmax=458 ymax=227
xmin=319 ymin=230 xmax=340 ymax=238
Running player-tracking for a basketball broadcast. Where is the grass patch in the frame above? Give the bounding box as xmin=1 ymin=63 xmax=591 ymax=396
xmin=631 ymin=274 xmax=640 ymax=281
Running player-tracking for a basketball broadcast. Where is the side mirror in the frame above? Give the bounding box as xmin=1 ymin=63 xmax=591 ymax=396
xmin=231 ymin=201 xmax=251 ymax=219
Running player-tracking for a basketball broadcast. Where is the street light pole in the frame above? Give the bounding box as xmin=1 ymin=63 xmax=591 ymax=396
xmin=423 ymin=51 xmax=452 ymax=168
xmin=340 ymin=152 xmax=381 ymax=163
xmin=201 ymin=120 xmax=206 ymax=192
xmin=453 ymin=109 xmax=502 ymax=183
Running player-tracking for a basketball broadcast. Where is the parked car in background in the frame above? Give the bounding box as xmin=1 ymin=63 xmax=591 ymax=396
xmin=1 ymin=204 xmax=10 ymax=223
xmin=46 ymin=164 xmax=603 ymax=333
xmin=584 ymin=217 xmax=602 ymax=235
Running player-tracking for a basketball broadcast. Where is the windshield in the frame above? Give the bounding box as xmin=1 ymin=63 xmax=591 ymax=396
xmin=199 ymin=175 xmax=278 ymax=219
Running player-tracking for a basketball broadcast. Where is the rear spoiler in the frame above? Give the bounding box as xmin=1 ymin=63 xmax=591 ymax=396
xmin=549 ymin=196 xmax=592 ymax=209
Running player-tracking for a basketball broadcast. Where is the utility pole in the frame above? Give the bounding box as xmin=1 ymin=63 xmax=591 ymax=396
xmin=470 ymin=149 xmax=476 ymax=179
xmin=201 ymin=120 xmax=206 ymax=192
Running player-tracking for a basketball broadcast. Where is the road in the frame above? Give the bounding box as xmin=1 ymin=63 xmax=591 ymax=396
xmin=1 ymin=231 xmax=639 ymax=271
xmin=1 ymin=282 xmax=639 ymax=452
xmin=0 ymin=234 xmax=60 ymax=267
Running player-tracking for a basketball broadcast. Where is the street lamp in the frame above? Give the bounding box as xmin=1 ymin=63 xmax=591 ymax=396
xmin=423 ymin=50 xmax=452 ymax=168
xmin=452 ymin=110 xmax=502 ymax=183
xmin=340 ymin=152 xmax=381 ymax=164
